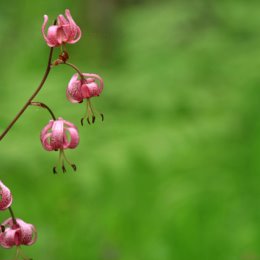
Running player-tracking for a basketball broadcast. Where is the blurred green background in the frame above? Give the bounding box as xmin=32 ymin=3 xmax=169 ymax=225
xmin=0 ymin=0 xmax=260 ymax=259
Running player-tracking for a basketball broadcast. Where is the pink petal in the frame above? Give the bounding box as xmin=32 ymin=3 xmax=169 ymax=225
xmin=41 ymin=133 xmax=53 ymax=151
xmin=50 ymin=118 xmax=64 ymax=150
xmin=67 ymin=26 xmax=82 ymax=44
xmin=56 ymin=26 xmax=68 ymax=44
xmin=0 ymin=228 xmax=20 ymax=248
xmin=41 ymin=15 xmax=54 ymax=47
xmin=65 ymin=9 xmax=82 ymax=44
xmin=64 ymin=127 xmax=79 ymax=149
xmin=16 ymin=219 xmax=37 ymax=246
xmin=63 ymin=119 xmax=77 ymax=129
xmin=40 ymin=120 xmax=54 ymax=142
xmin=81 ymin=84 xmax=91 ymax=98
xmin=66 ymin=74 xmax=83 ymax=103
xmin=47 ymin=25 xmax=63 ymax=47
xmin=83 ymin=73 xmax=104 ymax=94
xmin=57 ymin=14 xmax=68 ymax=26
xmin=0 ymin=181 xmax=12 ymax=210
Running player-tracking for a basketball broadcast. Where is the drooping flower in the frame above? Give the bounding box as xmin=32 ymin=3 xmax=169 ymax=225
xmin=0 ymin=218 xmax=37 ymax=248
xmin=42 ymin=9 xmax=81 ymax=47
xmin=40 ymin=117 xmax=79 ymax=173
xmin=66 ymin=73 xmax=104 ymax=125
xmin=0 ymin=181 xmax=12 ymax=211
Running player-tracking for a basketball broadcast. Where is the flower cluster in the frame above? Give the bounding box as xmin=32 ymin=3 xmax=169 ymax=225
xmin=0 ymin=181 xmax=37 ymax=258
xmin=40 ymin=9 xmax=104 ymax=173
xmin=1 ymin=8 xmax=104 ymax=259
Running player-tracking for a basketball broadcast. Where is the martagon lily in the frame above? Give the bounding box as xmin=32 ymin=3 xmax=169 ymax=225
xmin=0 ymin=217 xmax=37 ymax=248
xmin=40 ymin=117 xmax=79 ymax=173
xmin=42 ymin=9 xmax=81 ymax=47
xmin=66 ymin=73 xmax=104 ymax=125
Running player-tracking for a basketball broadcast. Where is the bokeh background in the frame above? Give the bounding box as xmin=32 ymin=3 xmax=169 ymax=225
xmin=0 ymin=0 xmax=260 ymax=259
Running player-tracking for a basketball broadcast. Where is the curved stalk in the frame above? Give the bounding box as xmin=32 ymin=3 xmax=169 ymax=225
xmin=30 ymin=102 xmax=56 ymax=120
xmin=8 ymin=207 xmax=17 ymax=225
xmin=63 ymin=62 xmax=84 ymax=80
xmin=0 ymin=47 xmax=54 ymax=141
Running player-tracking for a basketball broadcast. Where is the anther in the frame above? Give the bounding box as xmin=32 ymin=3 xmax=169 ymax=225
xmin=71 ymin=164 xmax=77 ymax=171
xmin=53 ymin=167 xmax=57 ymax=174
xmin=100 ymin=113 xmax=104 ymax=121
xmin=80 ymin=118 xmax=84 ymax=126
xmin=92 ymin=116 xmax=96 ymax=124
xmin=87 ymin=117 xmax=91 ymax=125
xmin=62 ymin=165 xmax=67 ymax=173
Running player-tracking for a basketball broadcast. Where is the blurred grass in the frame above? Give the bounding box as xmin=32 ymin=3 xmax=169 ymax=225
xmin=0 ymin=0 xmax=260 ymax=259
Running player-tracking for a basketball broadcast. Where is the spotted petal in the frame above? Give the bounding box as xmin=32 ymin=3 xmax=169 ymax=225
xmin=0 ymin=181 xmax=12 ymax=210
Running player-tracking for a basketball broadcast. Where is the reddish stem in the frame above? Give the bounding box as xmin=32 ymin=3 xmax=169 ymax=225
xmin=30 ymin=101 xmax=56 ymax=120
xmin=64 ymin=62 xmax=84 ymax=80
xmin=0 ymin=47 xmax=54 ymax=141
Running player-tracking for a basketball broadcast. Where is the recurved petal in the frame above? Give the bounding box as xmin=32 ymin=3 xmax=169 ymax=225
xmin=83 ymin=73 xmax=104 ymax=94
xmin=40 ymin=120 xmax=54 ymax=142
xmin=67 ymin=25 xmax=82 ymax=44
xmin=81 ymin=83 xmax=91 ymax=98
xmin=47 ymin=25 xmax=62 ymax=47
xmin=67 ymin=74 xmax=83 ymax=103
xmin=64 ymin=127 xmax=80 ymax=149
xmin=42 ymin=15 xmax=53 ymax=47
xmin=87 ymin=81 xmax=100 ymax=97
xmin=0 ymin=228 xmax=20 ymax=248
xmin=41 ymin=133 xmax=53 ymax=151
xmin=63 ymin=119 xmax=77 ymax=129
xmin=24 ymin=225 xmax=37 ymax=246
xmin=57 ymin=14 xmax=68 ymax=26
xmin=65 ymin=9 xmax=82 ymax=43
xmin=16 ymin=219 xmax=37 ymax=246
xmin=0 ymin=181 xmax=12 ymax=210
xmin=50 ymin=118 xmax=64 ymax=150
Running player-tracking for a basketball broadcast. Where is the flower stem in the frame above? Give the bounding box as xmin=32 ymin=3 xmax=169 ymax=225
xmin=30 ymin=101 xmax=56 ymax=120
xmin=0 ymin=47 xmax=54 ymax=141
xmin=64 ymin=62 xmax=84 ymax=80
xmin=8 ymin=207 xmax=17 ymax=225
xmin=0 ymin=20 xmax=57 ymax=142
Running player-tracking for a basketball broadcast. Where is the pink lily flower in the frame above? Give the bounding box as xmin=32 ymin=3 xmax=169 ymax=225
xmin=66 ymin=73 xmax=104 ymax=125
xmin=0 ymin=218 xmax=37 ymax=248
xmin=42 ymin=9 xmax=81 ymax=47
xmin=0 ymin=181 xmax=12 ymax=211
xmin=40 ymin=117 xmax=79 ymax=173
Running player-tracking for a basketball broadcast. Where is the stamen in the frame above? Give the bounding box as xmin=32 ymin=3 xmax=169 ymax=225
xmin=62 ymin=150 xmax=77 ymax=172
xmin=53 ymin=150 xmax=63 ymax=174
xmin=80 ymin=118 xmax=84 ymax=126
xmin=53 ymin=167 xmax=57 ymax=174
xmin=86 ymin=99 xmax=104 ymax=124
xmin=62 ymin=165 xmax=66 ymax=173
xmin=15 ymin=246 xmax=20 ymax=259
xmin=61 ymin=153 xmax=66 ymax=173
xmin=100 ymin=113 xmax=104 ymax=121
xmin=87 ymin=99 xmax=95 ymax=117
xmin=71 ymin=164 xmax=77 ymax=171
xmin=16 ymin=245 xmax=32 ymax=260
